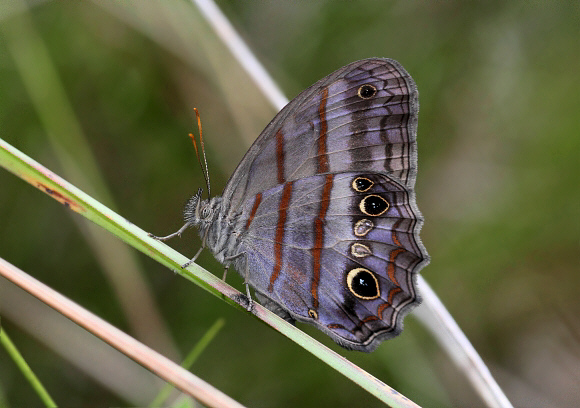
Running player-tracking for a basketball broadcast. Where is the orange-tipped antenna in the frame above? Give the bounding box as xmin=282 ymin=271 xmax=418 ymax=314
xmin=189 ymin=132 xmax=199 ymax=159
xmin=190 ymin=108 xmax=211 ymax=198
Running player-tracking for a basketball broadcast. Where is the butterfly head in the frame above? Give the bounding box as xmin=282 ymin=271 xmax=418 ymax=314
xmin=183 ymin=188 xmax=214 ymax=227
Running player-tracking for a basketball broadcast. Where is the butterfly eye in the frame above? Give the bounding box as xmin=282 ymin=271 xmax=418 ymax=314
xmin=357 ymin=84 xmax=377 ymax=99
xmin=308 ymin=309 xmax=318 ymax=319
xmin=352 ymin=177 xmax=374 ymax=192
xmin=346 ymin=268 xmax=380 ymax=300
xmin=359 ymin=195 xmax=389 ymax=216
xmin=201 ymin=206 xmax=211 ymax=219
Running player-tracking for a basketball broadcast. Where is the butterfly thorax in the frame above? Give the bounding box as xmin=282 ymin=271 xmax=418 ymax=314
xmin=184 ymin=193 xmax=243 ymax=265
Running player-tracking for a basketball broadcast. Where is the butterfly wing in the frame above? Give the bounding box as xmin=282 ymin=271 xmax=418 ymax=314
xmin=217 ymin=58 xmax=428 ymax=351
xmin=222 ymin=58 xmax=420 ymax=212
xmin=234 ymin=172 xmax=426 ymax=351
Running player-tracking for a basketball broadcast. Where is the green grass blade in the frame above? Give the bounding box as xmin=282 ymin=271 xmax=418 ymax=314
xmin=0 ymin=328 xmax=56 ymax=408
xmin=149 ymin=318 xmax=226 ymax=408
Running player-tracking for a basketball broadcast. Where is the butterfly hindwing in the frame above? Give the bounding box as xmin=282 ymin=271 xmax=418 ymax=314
xmin=234 ymin=172 xmax=426 ymax=351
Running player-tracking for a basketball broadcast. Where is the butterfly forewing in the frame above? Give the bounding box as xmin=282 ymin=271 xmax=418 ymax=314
xmin=222 ymin=58 xmax=419 ymax=215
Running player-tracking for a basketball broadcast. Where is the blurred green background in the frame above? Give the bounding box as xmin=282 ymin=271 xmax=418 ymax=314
xmin=0 ymin=1 xmax=578 ymax=407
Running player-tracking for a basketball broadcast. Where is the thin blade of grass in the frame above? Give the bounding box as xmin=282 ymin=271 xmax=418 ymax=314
xmin=0 ymin=328 xmax=57 ymax=408
xmin=149 ymin=318 xmax=226 ymax=408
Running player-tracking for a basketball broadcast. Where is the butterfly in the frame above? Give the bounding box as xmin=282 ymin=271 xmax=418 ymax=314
xmin=155 ymin=58 xmax=429 ymax=352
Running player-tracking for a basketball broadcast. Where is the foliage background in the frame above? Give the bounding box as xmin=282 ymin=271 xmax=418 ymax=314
xmin=0 ymin=1 xmax=578 ymax=407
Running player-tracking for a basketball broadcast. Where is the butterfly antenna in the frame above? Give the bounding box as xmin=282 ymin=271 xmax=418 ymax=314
xmin=195 ymin=108 xmax=211 ymax=198
xmin=189 ymin=109 xmax=211 ymax=199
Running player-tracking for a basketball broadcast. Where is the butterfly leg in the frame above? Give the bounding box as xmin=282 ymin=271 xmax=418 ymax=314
xmin=222 ymin=252 xmax=253 ymax=310
xmin=242 ymin=262 xmax=255 ymax=311
xmin=180 ymin=227 xmax=210 ymax=268
xmin=181 ymin=246 xmax=203 ymax=268
xmin=244 ymin=282 xmax=253 ymax=311
xmin=148 ymin=222 xmax=192 ymax=241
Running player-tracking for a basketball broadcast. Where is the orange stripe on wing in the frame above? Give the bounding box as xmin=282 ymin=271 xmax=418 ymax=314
xmin=392 ymin=218 xmax=403 ymax=247
xmin=387 ymin=287 xmax=402 ymax=304
xmin=387 ymin=248 xmax=405 ymax=286
xmin=317 ymin=88 xmax=329 ymax=173
xmin=311 ymin=174 xmax=334 ymax=309
xmin=377 ymin=302 xmax=390 ymax=320
xmin=269 ymin=182 xmax=293 ymax=292
xmin=245 ymin=193 xmax=262 ymax=230
xmin=276 ymin=129 xmax=285 ymax=184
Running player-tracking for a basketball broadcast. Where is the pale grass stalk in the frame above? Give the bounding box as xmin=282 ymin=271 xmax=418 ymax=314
xmin=414 ymin=281 xmax=514 ymax=408
xmin=0 ymin=258 xmax=245 ymax=408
